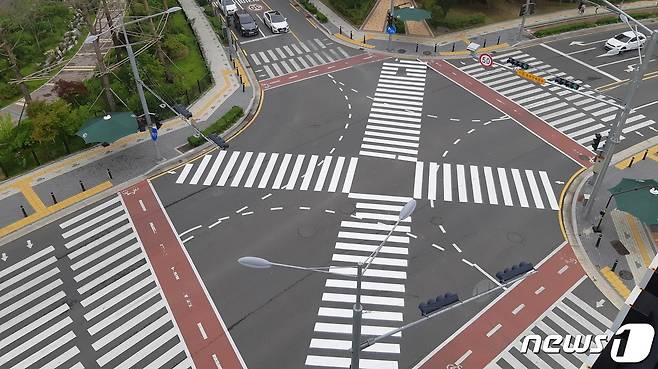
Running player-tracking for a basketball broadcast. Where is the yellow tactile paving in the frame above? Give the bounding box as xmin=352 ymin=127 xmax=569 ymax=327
xmin=600 ymin=266 xmax=631 ymax=299
xmin=234 ymin=59 xmax=250 ymax=88
xmin=334 ymin=33 xmax=376 ymax=49
xmin=0 ymin=181 xmax=113 ymax=238
xmin=615 ymin=145 xmax=658 ymax=169
xmin=627 ymin=213 xmax=653 ymax=267
xmin=16 ymin=182 xmax=47 ymax=213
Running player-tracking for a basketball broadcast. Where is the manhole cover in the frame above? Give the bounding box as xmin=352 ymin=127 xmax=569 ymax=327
xmin=398 ymin=49 xmax=406 ymax=53
xmin=423 ymin=51 xmax=431 ymax=55
xmin=579 ymin=154 xmax=590 ymax=161
xmin=619 ymin=270 xmax=633 ymax=280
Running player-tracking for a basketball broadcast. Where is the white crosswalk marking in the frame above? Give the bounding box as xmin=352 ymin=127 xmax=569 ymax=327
xmin=487 ymin=281 xmax=618 ymax=369
xmin=458 ymin=53 xmax=657 ymax=147
xmin=174 ymin=151 xmax=358 ymax=193
xmin=360 ymin=63 xmax=427 ymax=162
xmin=0 ymin=196 xmax=192 ymax=368
xmin=416 ymin=161 xmax=559 ymax=210
xmin=305 ymin=195 xmax=411 ymax=368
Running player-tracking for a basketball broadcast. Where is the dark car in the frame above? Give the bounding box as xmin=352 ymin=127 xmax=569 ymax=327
xmin=234 ymin=10 xmax=259 ymax=37
xmin=208 ymin=134 xmax=229 ymax=149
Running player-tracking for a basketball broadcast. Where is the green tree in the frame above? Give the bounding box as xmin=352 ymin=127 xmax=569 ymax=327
xmin=27 ymin=99 xmax=78 ymax=153
xmin=0 ymin=114 xmax=13 ymax=177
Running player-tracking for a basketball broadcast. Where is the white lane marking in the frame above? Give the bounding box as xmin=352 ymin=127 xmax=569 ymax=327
xmin=181 ymin=236 xmax=194 ymax=244
xmin=179 ymin=225 xmax=202 ymax=237
xmin=139 ymin=200 xmax=146 ymax=212
xmin=457 ymin=164 xmax=468 ymax=202
xmin=236 ymin=206 xmax=248 ymax=214
xmin=299 ymin=206 xmax=311 ymax=210
xmin=455 ymin=350 xmax=472 ymax=365
xmin=261 ymin=193 xmax=272 ymax=200
xmin=270 ymin=207 xmax=283 ymax=211
xmin=541 ymin=43 xmax=621 ymax=82
xmin=198 ymin=322 xmax=208 ymax=340
xmin=535 ymin=286 xmax=545 ymax=294
xmin=432 ymin=244 xmax=445 ymax=251
xmin=439 ymin=225 xmax=446 ymax=233
xmin=190 ymin=155 xmax=212 ymax=185
xmin=149 ymin=222 xmax=156 ymax=234
xmin=486 ymin=323 xmax=502 ymax=337
xmin=452 ymin=243 xmax=462 ymax=253
xmin=558 ymin=265 xmax=569 ymax=274
xmin=242 ymin=211 xmax=254 ymax=216
xmin=512 ymin=303 xmax=525 ymax=315
xmin=443 ymin=163 xmax=452 ymax=202
xmin=325 ymin=209 xmax=335 ymax=214
xmin=470 ymin=165 xmax=483 ymax=204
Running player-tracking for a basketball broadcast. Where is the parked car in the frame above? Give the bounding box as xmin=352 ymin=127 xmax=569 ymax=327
xmin=234 ymin=10 xmax=259 ymax=37
xmin=605 ymin=31 xmax=646 ymax=52
xmin=218 ymin=0 xmax=236 ymax=16
xmin=263 ymin=10 xmax=289 ymax=34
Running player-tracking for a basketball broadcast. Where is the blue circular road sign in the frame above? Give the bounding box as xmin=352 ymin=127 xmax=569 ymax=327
xmin=150 ymin=127 xmax=158 ymax=141
xmin=386 ymin=25 xmax=396 ymax=35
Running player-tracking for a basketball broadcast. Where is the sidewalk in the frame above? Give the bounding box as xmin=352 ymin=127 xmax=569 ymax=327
xmin=0 ymin=0 xmax=256 ymax=239
xmin=562 ymin=137 xmax=658 ymax=309
xmin=308 ymin=0 xmax=657 ymax=57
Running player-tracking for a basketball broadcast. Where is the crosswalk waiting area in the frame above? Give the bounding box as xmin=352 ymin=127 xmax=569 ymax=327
xmin=413 ymin=162 xmax=560 ymax=210
xmin=360 ymin=60 xmax=428 ymax=162
xmin=0 ymin=196 xmax=193 ymax=369
xmin=458 ymin=50 xmax=657 ymax=147
xmin=249 ymin=38 xmax=352 ymax=79
xmin=175 ymin=150 xmax=358 ymax=193
xmin=306 ymin=193 xmax=412 ymax=369
xmin=486 ymin=288 xmax=614 ymax=369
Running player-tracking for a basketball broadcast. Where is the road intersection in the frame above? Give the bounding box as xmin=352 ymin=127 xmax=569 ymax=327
xmin=1 ymin=13 xmax=656 ymax=369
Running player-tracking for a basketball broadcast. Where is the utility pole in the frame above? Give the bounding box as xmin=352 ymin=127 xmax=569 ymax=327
xmin=585 ymin=31 xmax=658 ymax=217
xmin=350 ymin=263 xmax=363 ymax=369
xmin=387 ymin=0 xmax=394 ymax=51
xmin=0 ymin=27 xmax=31 ymax=104
xmin=81 ymin=4 xmax=116 ymax=111
xmin=518 ymin=0 xmax=532 ymax=42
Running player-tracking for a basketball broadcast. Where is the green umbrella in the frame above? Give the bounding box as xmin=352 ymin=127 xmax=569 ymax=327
xmin=609 ymin=178 xmax=658 ymax=225
xmin=393 ymin=7 xmax=431 ymax=22
xmin=77 ymin=112 xmax=139 ymax=144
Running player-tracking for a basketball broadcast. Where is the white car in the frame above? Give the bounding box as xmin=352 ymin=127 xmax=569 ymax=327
xmin=263 ymin=10 xmax=289 ymax=33
xmin=218 ymin=0 xmax=236 ymax=16
xmin=605 ymin=31 xmax=646 ymax=52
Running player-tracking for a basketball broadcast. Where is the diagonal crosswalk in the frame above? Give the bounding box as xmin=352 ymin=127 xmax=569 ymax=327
xmin=0 ymin=196 xmax=194 ymax=369
xmin=360 ymin=60 xmax=428 ymax=162
xmin=305 ymin=193 xmax=413 ymax=369
xmin=413 ymin=161 xmax=560 ymax=210
xmin=457 ymin=50 xmax=657 ymax=148
xmin=251 ymin=38 xmax=352 ymax=80
xmin=485 ymin=289 xmax=615 ymax=369
xmin=175 ymin=151 xmax=358 ymax=193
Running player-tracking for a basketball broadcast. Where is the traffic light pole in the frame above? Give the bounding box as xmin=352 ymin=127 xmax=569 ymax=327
xmin=584 ymin=30 xmax=658 ymax=217
xmin=350 ymin=263 xmax=363 ymax=369
xmin=517 ymin=0 xmax=531 ymax=42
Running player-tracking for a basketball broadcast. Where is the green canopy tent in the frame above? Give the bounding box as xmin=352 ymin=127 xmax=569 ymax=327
xmin=392 ymin=7 xmax=431 ymax=22
xmin=77 ymin=112 xmax=139 ymax=144
xmin=609 ymin=178 xmax=658 ymax=225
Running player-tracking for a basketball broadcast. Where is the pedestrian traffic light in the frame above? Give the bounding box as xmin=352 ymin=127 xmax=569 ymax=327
xmin=386 ymin=10 xmax=394 ymax=28
xmin=418 ymin=292 xmax=459 ymax=316
xmin=137 ymin=115 xmax=147 ymax=132
xmin=592 ymin=133 xmax=602 ymax=151
xmin=552 ymin=76 xmax=581 ymax=90
xmin=519 ymin=2 xmax=536 ymax=16
xmin=496 ymin=262 xmax=534 ymax=283
xmin=507 ymin=57 xmax=530 ymax=70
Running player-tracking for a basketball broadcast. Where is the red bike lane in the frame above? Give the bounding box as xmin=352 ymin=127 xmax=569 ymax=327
xmin=260 ymin=52 xmax=390 ymax=90
xmin=121 ymin=180 xmax=246 ymax=369
xmin=414 ymin=242 xmax=586 ymax=368
xmin=427 ymin=59 xmax=594 ymax=169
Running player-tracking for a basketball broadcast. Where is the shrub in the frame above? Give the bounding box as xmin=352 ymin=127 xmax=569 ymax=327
xmin=54 ymin=80 xmax=89 ymax=105
xmin=432 ymin=14 xmax=485 ymax=30
xmin=316 ymin=12 xmax=328 ymax=23
xmin=187 ymin=106 xmax=244 ymax=147
xmin=534 ymin=22 xmax=596 ymax=37
xmin=164 ymin=35 xmax=190 ymax=60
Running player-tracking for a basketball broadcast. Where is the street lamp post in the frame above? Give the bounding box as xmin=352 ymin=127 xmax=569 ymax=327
xmin=518 ymin=0 xmax=532 ymax=42
xmin=239 ymin=199 xmax=416 ymax=369
xmin=584 ymin=2 xmax=658 ymax=217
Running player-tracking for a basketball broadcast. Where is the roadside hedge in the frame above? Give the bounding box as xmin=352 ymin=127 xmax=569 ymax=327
xmin=535 ymin=11 xmax=658 ymax=38
xmin=187 ymin=106 xmax=244 ymax=147
xmin=429 ymin=14 xmax=486 ymax=30
xmin=298 ymin=0 xmax=329 ymax=24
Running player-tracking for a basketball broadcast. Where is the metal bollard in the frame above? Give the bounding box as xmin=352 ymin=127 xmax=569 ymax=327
xmin=415 ymin=43 xmax=418 ymax=52
xmin=107 ymin=168 xmax=113 ymax=180
xmin=350 ymin=30 xmax=353 ymax=39
xmin=595 ymin=233 xmax=602 ymax=248
xmin=242 ymin=82 xmax=245 ymax=92
xmin=340 ymin=25 xmax=342 ymax=35
xmin=497 ymin=35 xmax=501 ymax=45
xmin=79 ymin=180 xmax=86 ymax=192
xmin=50 ymin=192 xmax=57 ymax=205
xmin=20 ymin=205 xmax=27 ymax=218
xmin=483 ymin=38 xmax=487 ymax=47
xmin=434 ymin=44 xmax=437 ymax=52
xmin=611 ymin=259 xmax=619 ymax=272
xmin=642 ymin=150 xmax=649 ymax=160
xmin=452 ymin=43 xmax=455 ymax=52
xmin=628 ymin=156 xmax=635 ymax=168
xmin=363 ymin=35 xmax=366 ymax=44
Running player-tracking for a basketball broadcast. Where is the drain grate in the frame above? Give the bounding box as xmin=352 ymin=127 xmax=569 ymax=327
xmin=398 ymin=49 xmax=406 ymax=53
xmin=423 ymin=51 xmax=431 ymax=55
xmin=619 ymin=270 xmax=633 ymax=280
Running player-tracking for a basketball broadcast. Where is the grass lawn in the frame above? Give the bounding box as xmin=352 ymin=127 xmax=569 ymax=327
xmin=166 ymin=12 xmax=208 ymax=91
xmin=318 ymin=0 xmax=377 ymax=27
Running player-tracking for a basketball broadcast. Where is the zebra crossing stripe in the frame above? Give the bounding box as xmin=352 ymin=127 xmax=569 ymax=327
xmin=258 ymin=153 xmax=279 ymax=189
xmin=190 ymin=155 xmax=211 ymax=185
xmin=525 ymin=170 xmax=544 ymax=209
xmin=511 ymin=169 xmax=529 ymax=208
xmin=414 ymin=162 xmax=423 ymax=199
xmin=244 ymin=152 xmax=266 ymax=188
xmin=272 ymin=153 xmax=292 ymax=189
xmin=328 ymin=157 xmax=345 ymax=192
xmin=204 ymin=151 xmax=226 ymax=185
xmin=457 ymin=164 xmax=468 ymax=203
xmin=314 ymin=156 xmax=332 ymax=191
xmin=300 ymin=155 xmax=319 ymax=191
xmin=342 ymin=158 xmax=358 ymax=193
xmin=176 ymin=164 xmax=193 ymax=184
xmin=470 ymin=166 xmax=483 ymax=204
xmin=497 ymin=168 xmax=513 ymax=206
xmin=217 ymin=151 xmax=240 ymax=186
xmin=483 ymin=166 xmax=498 ymax=205
xmin=443 ymin=163 xmax=452 ymax=202
xmin=284 ymin=154 xmax=305 ymax=190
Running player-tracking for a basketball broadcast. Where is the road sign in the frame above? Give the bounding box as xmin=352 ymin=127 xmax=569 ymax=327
xmin=386 ymin=25 xmax=396 ymax=35
xmin=516 ymin=69 xmax=545 ymax=85
xmin=248 ymin=4 xmax=262 ymax=11
xmin=150 ymin=127 xmax=158 ymax=141
xmin=479 ymin=53 xmax=494 ymax=68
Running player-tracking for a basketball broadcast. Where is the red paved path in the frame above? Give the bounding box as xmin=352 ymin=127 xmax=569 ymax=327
xmin=260 ymin=52 xmax=390 ymax=90
xmin=427 ymin=59 xmax=594 ymax=169
xmin=415 ymin=242 xmax=586 ymax=368
xmin=121 ymin=180 xmax=245 ymax=369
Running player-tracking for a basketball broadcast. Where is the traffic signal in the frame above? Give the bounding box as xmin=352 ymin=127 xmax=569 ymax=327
xmin=507 ymin=57 xmax=530 ymax=70
xmin=495 ymin=262 xmax=534 ymax=283
xmin=418 ymin=292 xmax=459 ymax=316
xmin=519 ymin=2 xmax=536 ymax=16
xmin=592 ymin=133 xmax=602 ymax=151
xmin=137 ymin=115 xmax=147 ymax=132
xmin=552 ymin=76 xmax=581 ymax=90
xmin=386 ymin=10 xmax=394 ymax=28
